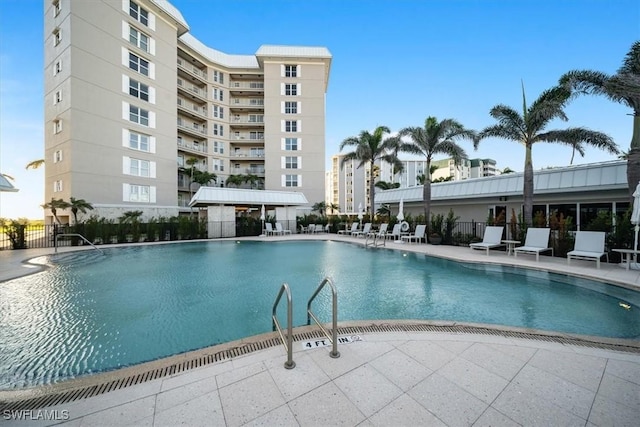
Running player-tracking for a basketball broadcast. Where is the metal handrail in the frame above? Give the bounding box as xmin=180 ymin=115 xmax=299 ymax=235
xmin=365 ymin=230 xmax=386 ymax=248
xmin=54 ymin=233 xmax=104 ymax=254
xmin=272 ymin=283 xmax=295 ymax=369
xmin=307 ymin=277 xmax=340 ymax=358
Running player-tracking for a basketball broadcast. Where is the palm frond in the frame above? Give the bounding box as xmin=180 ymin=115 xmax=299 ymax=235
xmin=537 ymin=128 xmax=620 ymax=155
xmin=618 ymin=40 xmax=640 ymax=76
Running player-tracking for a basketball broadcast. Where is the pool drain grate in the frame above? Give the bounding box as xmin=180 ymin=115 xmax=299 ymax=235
xmin=1 ymin=322 xmax=638 ymax=411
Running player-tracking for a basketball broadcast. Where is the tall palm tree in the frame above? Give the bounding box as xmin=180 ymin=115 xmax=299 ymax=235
xmin=243 ymin=174 xmax=262 ymax=189
xmin=327 ymin=202 xmax=339 ymax=215
xmin=312 ymin=201 xmax=327 ymax=216
xmin=559 ymin=41 xmax=640 ymax=199
xmin=225 ymin=174 xmax=244 ymax=188
xmin=374 ymin=181 xmax=400 ymax=190
xmin=42 ymin=198 xmax=71 ymax=224
xmin=69 ymin=197 xmax=94 ymax=224
xmin=26 ymin=159 xmax=45 ymax=170
xmin=477 ymin=84 xmax=619 ymax=226
xmin=398 ymin=117 xmax=476 ymax=222
xmin=192 ymin=170 xmax=217 ymax=186
xmin=339 ymin=126 xmax=403 ymax=216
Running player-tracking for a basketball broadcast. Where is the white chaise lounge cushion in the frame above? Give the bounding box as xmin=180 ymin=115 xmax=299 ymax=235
xmin=567 ymin=231 xmax=607 ymax=269
xmin=514 ymin=228 xmax=553 ymax=261
xmin=469 ymin=226 xmax=504 ymax=255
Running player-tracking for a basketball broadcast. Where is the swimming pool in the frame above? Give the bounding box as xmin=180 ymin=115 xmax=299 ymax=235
xmin=1 ymin=240 xmax=639 ymax=389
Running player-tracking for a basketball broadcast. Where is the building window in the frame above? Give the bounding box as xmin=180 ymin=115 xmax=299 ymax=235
xmin=53 ymin=119 xmax=62 ymax=134
xmin=285 ymin=120 xmax=297 ymax=132
xmin=129 ymin=79 xmax=149 ymax=101
xmin=53 ymin=0 xmax=61 ymax=17
xmin=213 ymin=70 xmax=224 ymax=84
xmin=129 ymin=1 xmax=149 ymax=26
xmin=53 ymin=150 xmax=63 ymax=163
xmin=285 ymin=138 xmax=298 ymax=150
xmin=129 ymin=26 xmax=149 ymax=52
xmin=213 ymin=124 xmax=223 ymax=136
xmin=129 ymin=131 xmax=150 ymax=151
xmin=127 ymin=184 xmax=150 ymax=202
xmin=129 ymin=52 xmax=149 ymax=76
xmin=285 ymin=156 xmax=298 ymax=169
xmin=130 ymin=158 xmax=150 ymax=177
xmin=213 ymin=88 xmax=224 ymax=101
xmin=54 ymin=90 xmax=62 ymax=104
xmin=213 ymin=105 xmax=224 ymax=119
xmin=129 ymin=105 xmax=149 ymax=126
xmin=285 ymin=101 xmax=297 ymax=114
xmin=53 ymin=180 xmax=63 ymax=192
xmin=285 ymin=174 xmax=299 ymax=187
xmin=213 ymin=141 xmax=224 ymax=154
xmin=54 ymin=60 xmax=62 ymax=75
xmin=285 ymin=65 xmax=297 ymax=77
xmin=52 ymin=28 xmax=61 ymax=46
xmin=249 ymin=114 xmax=263 ymax=123
xmin=285 ymin=84 xmax=297 ymax=96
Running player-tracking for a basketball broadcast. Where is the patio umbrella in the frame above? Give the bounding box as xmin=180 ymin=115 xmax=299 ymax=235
xmin=357 ymin=202 xmax=364 ymax=221
xmin=397 ymin=198 xmax=404 ymax=222
xmin=632 ymin=182 xmax=640 ymax=253
xmin=260 ymin=204 xmax=266 ymax=237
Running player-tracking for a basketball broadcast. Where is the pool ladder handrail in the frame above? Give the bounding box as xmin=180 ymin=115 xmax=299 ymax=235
xmin=55 ymin=233 xmax=104 ymax=254
xmin=307 ymin=276 xmax=340 ymax=359
xmin=365 ymin=230 xmax=386 ymax=248
xmin=272 ymin=283 xmax=295 ymax=369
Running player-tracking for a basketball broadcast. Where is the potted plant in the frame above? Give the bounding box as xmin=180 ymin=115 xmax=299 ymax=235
xmin=429 ymin=213 xmax=444 ymax=245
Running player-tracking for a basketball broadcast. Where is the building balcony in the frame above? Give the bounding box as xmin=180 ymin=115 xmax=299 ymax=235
xmin=177 ymin=78 xmax=208 ymax=103
xmin=230 ymin=115 xmax=264 ymax=129
xmin=229 ymin=98 xmax=264 ymax=111
xmin=177 ymin=118 xmax=207 ymax=138
xmin=230 ymin=150 xmax=264 ymax=160
xmin=231 ymin=167 xmax=265 ymax=176
xmin=229 ymin=81 xmax=264 ymax=95
xmin=177 ymin=58 xmax=208 ymax=84
xmin=177 ymin=138 xmax=208 ymax=155
xmin=231 ymin=132 xmax=264 ymax=143
xmin=177 ymin=98 xmax=208 ymax=120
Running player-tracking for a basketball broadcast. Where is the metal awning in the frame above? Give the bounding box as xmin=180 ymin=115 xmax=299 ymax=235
xmin=0 ymin=174 xmax=18 ymax=192
xmin=189 ymin=187 xmax=308 ymax=207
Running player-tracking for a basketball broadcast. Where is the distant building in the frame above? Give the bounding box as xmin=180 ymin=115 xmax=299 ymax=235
xmin=470 ymin=158 xmax=499 ymax=178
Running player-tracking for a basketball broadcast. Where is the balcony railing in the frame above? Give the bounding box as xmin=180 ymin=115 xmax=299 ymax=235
xmin=231 ymin=81 xmax=264 ymax=90
xmin=177 ymin=58 xmax=208 ymax=80
xmin=177 ymin=98 xmax=208 ymax=117
xmin=231 ymin=150 xmax=265 ymax=158
xmin=232 ymin=133 xmax=264 ymax=141
xmin=232 ymin=116 xmax=264 ymax=124
xmin=177 ymin=78 xmax=207 ymax=99
xmin=231 ymin=98 xmax=264 ymax=107
xmin=177 ymin=118 xmax=207 ymax=137
xmin=177 ymin=138 xmax=208 ymax=154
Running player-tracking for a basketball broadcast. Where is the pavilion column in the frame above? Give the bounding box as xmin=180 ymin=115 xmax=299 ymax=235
xmin=275 ymin=206 xmax=298 ymax=233
xmin=207 ymin=205 xmax=236 ymax=238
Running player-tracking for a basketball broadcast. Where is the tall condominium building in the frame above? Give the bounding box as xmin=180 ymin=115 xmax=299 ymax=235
xmin=330 ymin=154 xmax=371 ymax=214
xmin=44 ymin=0 xmax=331 ymax=223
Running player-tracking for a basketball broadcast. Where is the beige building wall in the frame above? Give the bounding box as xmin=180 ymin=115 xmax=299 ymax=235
xmin=44 ymin=0 xmax=331 ymax=223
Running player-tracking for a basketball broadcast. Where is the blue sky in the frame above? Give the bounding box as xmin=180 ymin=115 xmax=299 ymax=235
xmin=1 ymin=0 xmax=638 ymax=219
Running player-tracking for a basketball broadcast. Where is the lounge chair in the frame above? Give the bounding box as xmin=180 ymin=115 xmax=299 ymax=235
xmin=401 ymin=224 xmax=426 ymax=244
xmin=275 ymin=222 xmax=291 ymax=235
xmin=385 ymin=223 xmax=401 ymax=240
xmin=264 ymin=223 xmax=280 ymax=236
xmin=514 ymin=228 xmax=554 ymax=261
xmin=469 ymin=226 xmax=505 ymax=255
xmin=567 ymin=231 xmax=608 ymax=269
xmin=338 ymin=223 xmax=359 ymax=235
xmin=353 ymin=222 xmax=372 ymax=238
xmin=313 ymin=224 xmax=324 ymax=233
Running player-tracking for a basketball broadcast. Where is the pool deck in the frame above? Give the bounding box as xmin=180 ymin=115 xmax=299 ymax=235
xmin=1 ymin=235 xmax=639 ymax=426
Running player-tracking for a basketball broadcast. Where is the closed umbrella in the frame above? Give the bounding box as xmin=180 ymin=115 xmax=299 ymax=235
xmin=357 ymin=202 xmax=363 ymax=221
xmin=260 ymin=204 xmax=266 ymax=237
xmin=397 ymin=198 xmax=404 ymax=221
xmin=632 ymin=183 xmax=640 ymax=257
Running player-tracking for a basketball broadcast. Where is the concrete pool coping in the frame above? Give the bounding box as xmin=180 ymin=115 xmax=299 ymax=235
xmin=1 ymin=234 xmax=639 ymax=425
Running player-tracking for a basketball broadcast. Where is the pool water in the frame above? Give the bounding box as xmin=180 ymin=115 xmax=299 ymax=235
xmin=0 ymin=240 xmax=638 ymax=389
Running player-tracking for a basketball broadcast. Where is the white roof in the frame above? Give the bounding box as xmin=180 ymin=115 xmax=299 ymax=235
xmin=150 ymin=0 xmax=189 ymax=33
xmin=0 ymin=174 xmax=18 ymax=192
xmin=179 ymin=34 xmax=260 ymax=68
xmin=255 ymin=45 xmax=332 ymax=59
xmin=189 ymin=187 xmax=309 ymax=207
xmin=376 ymin=160 xmax=628 ymax=204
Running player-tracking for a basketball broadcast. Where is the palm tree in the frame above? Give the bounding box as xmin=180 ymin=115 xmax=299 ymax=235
xmin=429 ymin=164 xmax=439 ymax=180
xmin=416 ymin=174 xmax=426 ymax=185
xmin=374 ymin=181 xmax=400 ymax=190
xmin=398 ymin=117 xmax=476 ymax=222
xmin=501 ymin=167 xmax=516 ymax=175
xmin=312 ymin=201 xmax=327 ymax=216
xmin=69 ymin=197 xmax=94 ymax=224
xmin=477 ymin=84 xmax=619 ymax=226
xmin=192 ymin=170 xmax=217 ymax=186
xmin=225 ymin=174 xmax=245 ymax=188
xmin=42 ymin=198 xmax=71 ymax=224
xmin=243 ymin=174 xmax=262 ymax=189
xmin=26 ymin=159 xmax=45 ymax=170
xmin=339 ymin=126 xmax=403 ymax=216
xmin=559 ymin=41 xmax=640 ymax=199
xmin=327 ymin=202 xmax=339 ymax=215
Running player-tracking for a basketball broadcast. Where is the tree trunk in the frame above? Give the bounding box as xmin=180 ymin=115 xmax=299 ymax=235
xmin=523 ymin=143 xmax=534 ymax=226
xmin=369 ymin=160 xmax=376 ymax=219
xmin=424 ymin=159 xmax=432 ymax=230
xmin=626 ymin=114 xmax=640 ymax=202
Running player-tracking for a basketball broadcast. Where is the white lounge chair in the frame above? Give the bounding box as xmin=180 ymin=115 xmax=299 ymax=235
xmin=353 ymin=222 xmax=372 ymax=238
xmin=385 ymin=223 xmax=401 ymax=240
xmin=514 ymin=228 xmax=554 ymax=261
xmin=313 ymin=224 xmax=324 ymax=233
xmin=469 ymin=226 xmax=505 ymax=255
xmin=338 ymin=222 xmax=359 ymax=235
xmin=401 ymin=224 xmax=426 ymax=244
xmin=275 ymin=222 xmax=291 ymax=235
xmin=264 ymin=223 xmax=280 ymax=236
xmin=567 ymin=231 xmax=608 ymax=269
